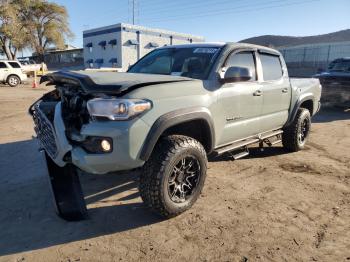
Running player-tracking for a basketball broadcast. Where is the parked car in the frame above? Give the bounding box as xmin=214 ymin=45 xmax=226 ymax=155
xmin=29 ymin=43 xmax=322 ymax=220
xmin=0 ymin=60 xmax=28 ymax=87
xmin=313 ymin=58 xmax=350 ymax=107
xmin=314 ymin=57 xmax=350 ymax=84
xmin=19 ymin=59 xmax=41 ymax=71
xmin=19 ymin=60 xmax=47 ymax=76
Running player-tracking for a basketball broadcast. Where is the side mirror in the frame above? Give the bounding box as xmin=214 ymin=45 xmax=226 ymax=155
xmin=220 ymin=66 xmax=252 ymax=83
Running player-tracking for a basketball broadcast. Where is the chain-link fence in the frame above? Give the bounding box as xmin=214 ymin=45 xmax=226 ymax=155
xmin=279 ymin=41 xmax=350 ymax=77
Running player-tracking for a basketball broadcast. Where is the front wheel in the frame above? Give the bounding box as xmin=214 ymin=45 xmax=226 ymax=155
xmin=282 ymin=108 xmax=311 ymax=152
xmin=7 ymin=75 xmax=20 ymax=87
xmin=139 ymin=135 xmax=207 ymax=218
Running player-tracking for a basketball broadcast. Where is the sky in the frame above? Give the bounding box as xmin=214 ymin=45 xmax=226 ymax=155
xmin=33 ymin=0 xmax=350 ymax=49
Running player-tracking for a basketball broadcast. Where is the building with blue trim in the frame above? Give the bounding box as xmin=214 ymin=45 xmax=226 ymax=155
xmin=83 ymin=23 xmax=204 ymax=71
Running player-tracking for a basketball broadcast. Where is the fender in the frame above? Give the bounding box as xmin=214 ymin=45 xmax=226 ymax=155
xmin=284 ymin=93 xmax=314 ymax=127
xmin=139 ymin=107 xmax=215 ymax=161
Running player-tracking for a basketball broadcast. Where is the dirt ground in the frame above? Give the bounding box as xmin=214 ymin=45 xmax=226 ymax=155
xmin=0 ymin=82 xmax=349 ymax=262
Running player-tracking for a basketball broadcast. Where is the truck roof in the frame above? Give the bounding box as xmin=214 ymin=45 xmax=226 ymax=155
xmin=160 ymin=42 xmax=281 ymax=55
xmin=160 ymin=42 xmax=226 ymax=49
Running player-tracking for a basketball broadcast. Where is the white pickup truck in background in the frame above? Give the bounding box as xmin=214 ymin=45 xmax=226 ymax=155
xmin=19 ymin=60 xmax=47 ymax=76
xmin=19 ymin=60 xmax=41 ymax=73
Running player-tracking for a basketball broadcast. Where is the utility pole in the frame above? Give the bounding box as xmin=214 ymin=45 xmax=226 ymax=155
xmin=133 ymin=0 xmax=135 ymax=25
xmin=129 ymin=0 xmax=138 ymax=25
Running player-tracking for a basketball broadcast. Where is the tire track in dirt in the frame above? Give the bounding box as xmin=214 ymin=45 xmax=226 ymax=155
xmin=315 ymin=224 xmax=328 ymax=248
xmin=279 ymin=163 xmax=321 ymax=175
xmin=307 ymin=141 xmax=350 ymax=168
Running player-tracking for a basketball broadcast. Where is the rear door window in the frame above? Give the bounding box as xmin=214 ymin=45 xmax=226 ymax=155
xmin=0 ymin=62 xmax=8 ymax=68
xmin=260 ymin=53 xmax=283 ymax=81
xmin=8 ymin=62 xmax=21 ymax=68
xmin=225 ymin=51 xmax=257 ymax=81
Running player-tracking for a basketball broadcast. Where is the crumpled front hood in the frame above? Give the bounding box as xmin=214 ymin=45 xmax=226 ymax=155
xmin=41 ymin=71 xmax=194 ymax=95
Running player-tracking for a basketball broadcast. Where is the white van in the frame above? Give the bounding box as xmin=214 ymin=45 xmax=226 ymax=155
xmin=0 ymin=60 xmax=28 ymax=87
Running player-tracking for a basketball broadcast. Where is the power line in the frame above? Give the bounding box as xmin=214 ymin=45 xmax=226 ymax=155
xmin=141 ymin=0 xmax=281 ymax=17
xmin=142 ymin=0 xmax=320 ymax=23
xmin=140 ymin=0 xmax=248 ymax=16
xmin=140 ymin=0 xmax=245 ymax=11
xmin=142 ymin=0 xmax=317 ymax=21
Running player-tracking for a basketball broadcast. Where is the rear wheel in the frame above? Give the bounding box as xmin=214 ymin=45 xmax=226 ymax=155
xmin=282 ymin=108 xmax=311 ymax=152
xmin=7 ymin=75 xmax=20 ymax=87
xmin=139 ymin=135 xmax=207 ymax=218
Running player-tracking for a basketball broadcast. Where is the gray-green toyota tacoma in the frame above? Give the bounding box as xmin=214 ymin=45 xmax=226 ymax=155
xmin=29 ymin=43 xmax=321 ymax=221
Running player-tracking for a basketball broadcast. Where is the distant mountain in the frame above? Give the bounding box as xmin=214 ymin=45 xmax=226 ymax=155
xmin=239 ymin=29 xmax=350 ymax=48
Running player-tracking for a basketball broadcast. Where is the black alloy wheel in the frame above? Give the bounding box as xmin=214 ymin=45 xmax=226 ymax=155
xmin=167 ymin=156 xmax=201 ymax=203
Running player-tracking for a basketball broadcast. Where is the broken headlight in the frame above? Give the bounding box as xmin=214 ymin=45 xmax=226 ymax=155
xmin=87 ymin=98 xmax=152 ymax=120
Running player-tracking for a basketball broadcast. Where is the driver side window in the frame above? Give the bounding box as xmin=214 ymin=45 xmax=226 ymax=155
xmin=225 ymin=51 xmax=257 ymax=81
xmin=139 ymin=56 xmax=172 ymax=75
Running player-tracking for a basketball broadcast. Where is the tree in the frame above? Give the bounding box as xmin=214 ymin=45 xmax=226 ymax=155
xmin=0 ymin=0 xmax=29 ymax=60
xmin=0 ymin=0 xmax=73 ymax=61
xmin=17 ymin=0 xmax=73 ymax=62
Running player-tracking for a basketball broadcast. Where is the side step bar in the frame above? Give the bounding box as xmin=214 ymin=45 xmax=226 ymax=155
xmin=231 ymin=147 xmax=250 ymax=160
xmin=214 ymin=129 xmax=283 ymax=157
xmin=215 ymin=138 xmax=259 ymax=155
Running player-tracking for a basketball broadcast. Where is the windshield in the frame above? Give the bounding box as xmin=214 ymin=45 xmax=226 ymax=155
xmin=128 ymin=47 xmax=221 ymax=80
xmin=328 ymin=60 xmax=350 ymax=72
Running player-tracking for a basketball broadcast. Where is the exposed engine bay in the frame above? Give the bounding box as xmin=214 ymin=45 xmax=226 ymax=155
xmin=29 ymin=85 xmax=92 ymax=139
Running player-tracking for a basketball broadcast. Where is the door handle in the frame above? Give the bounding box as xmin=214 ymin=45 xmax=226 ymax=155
xmin=282 ymin=88 xmax=288 ymax=93
xmin=253 ymin=90 xmax=263 ymax=96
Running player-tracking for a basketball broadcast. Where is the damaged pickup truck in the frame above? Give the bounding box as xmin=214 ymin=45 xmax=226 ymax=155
xmin=29 ymin=43 xmax=321 ymax=220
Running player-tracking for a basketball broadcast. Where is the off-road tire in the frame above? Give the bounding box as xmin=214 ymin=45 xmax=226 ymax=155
xmin=282 ymin=108 xmax=311 ymax=152
xmin=7 ymin=75 xmax=20 ymax=87
xmin=139 ymin=135 xmax=207 ymax=218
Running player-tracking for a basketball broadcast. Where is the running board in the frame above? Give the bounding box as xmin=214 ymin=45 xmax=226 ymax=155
xmin=231 ymin=147 xmax=250 ymax=160
xmin=260 ymin=130 xmax=283 ymax=140
xmin=270 ymin=139 xmax=282 ymax=145
xmin=215 ymin=138 xmax=259 ymax=155
xmin=214 ymin=129 xmax=283 ymax=156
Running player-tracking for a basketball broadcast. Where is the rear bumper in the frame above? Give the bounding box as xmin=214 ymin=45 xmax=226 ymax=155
xmin=20 ymin=74 xmax=28 ymax=83
xmin=34 ymin=102 xmax=149 ymax=174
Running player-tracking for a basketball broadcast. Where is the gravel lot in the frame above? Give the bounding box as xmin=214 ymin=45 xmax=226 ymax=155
xmin=0 ymin=82 xmax=349 ymax=262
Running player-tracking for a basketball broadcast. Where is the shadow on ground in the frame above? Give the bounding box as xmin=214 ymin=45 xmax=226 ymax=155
xmin=0 ymin=139 xmax=161 ymax=256
xmin=0 ymin=109 xmax=348 ymax=256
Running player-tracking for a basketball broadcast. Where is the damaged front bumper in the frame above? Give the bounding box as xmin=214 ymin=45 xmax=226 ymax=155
xmin=32 ymin=101 xmax=148 ymax=174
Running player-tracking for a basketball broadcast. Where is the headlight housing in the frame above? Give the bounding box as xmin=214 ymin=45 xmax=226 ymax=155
xmin=87 ymin=98 xmax=152 ymax=120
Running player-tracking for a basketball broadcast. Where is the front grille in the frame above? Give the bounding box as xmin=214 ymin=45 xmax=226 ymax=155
xmin=32 ymin=103 xmax=58 ymax=158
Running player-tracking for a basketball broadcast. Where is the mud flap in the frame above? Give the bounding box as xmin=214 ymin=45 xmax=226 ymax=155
xmin=42 ymin=152 xmax=88 ymax=221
